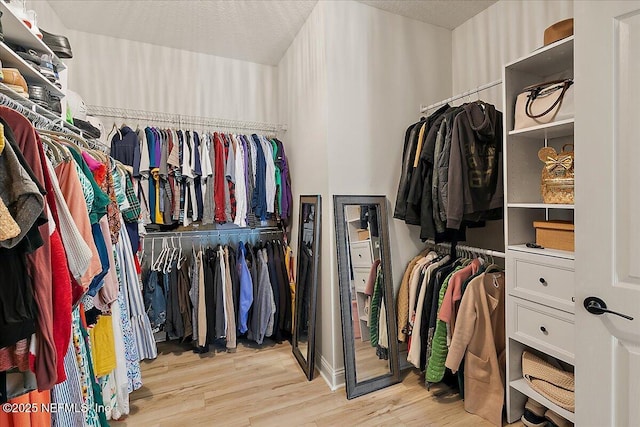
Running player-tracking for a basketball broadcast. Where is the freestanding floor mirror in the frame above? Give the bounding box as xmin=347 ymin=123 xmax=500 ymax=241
xmin=333 ymin=195 xmax=399 ymax=399
xmin=292 ymin=195 xmax=321 ymax=380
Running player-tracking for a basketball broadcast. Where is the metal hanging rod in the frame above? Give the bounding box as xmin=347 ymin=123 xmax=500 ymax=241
xmin=424 ymin=239 xmax=506 ymax=258
xmin=144 ymin=226 xmax=282 ymax=238
xmin=86 ymin=105 xmax=287 ymax=134
xmin=419 ymin=79 xmax=503 ymax=113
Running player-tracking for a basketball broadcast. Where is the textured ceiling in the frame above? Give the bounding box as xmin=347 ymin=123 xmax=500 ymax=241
xmin=358 ymin=0 xmax=497 ymax=30
xmin=47 ymin=0 xmax=318 ymax=66
xmin=48 ymin=0 xmax=496 ymax=65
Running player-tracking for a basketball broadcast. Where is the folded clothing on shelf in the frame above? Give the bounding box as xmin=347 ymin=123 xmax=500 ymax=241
xmin=40 ymin=28 xmax=73 ymax=59
xmin=10 ymin=45 xmax=60 ymax=86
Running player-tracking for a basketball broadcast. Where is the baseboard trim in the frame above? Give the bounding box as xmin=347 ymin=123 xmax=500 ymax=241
xmin=317 ymin=354 xmax=345 ymax=391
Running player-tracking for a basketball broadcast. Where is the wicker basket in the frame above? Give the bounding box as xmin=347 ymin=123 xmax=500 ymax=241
xmin=538 ymin=144 xmax=574 ymax=204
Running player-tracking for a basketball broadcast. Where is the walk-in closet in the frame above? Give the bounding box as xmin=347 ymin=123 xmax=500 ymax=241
xmin=1 ymin=1 xmax=638 ymax=426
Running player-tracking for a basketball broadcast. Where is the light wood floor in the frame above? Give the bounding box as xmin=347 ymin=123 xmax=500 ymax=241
xmin=114 ymin=340 xmax=524 ymax=427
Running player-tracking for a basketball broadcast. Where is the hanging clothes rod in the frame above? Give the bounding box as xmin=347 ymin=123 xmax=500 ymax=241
xmin=423 ymin=239 xmax=506 ymax=258
xmin=419 ymin=79 xmax=503 ymax=113
xmin=145 ymin=227 xmax=283 ymax=238
xmin=86 ymin=105 xmax=287 ymax=134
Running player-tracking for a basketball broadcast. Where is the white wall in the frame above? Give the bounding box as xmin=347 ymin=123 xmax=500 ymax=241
xmin=63 ymin=29 xmax=279 ymax=126
xmin=280 ymin=0 xmax=452 ymax=388
xmin=277 ymin=3 xmax=335 ymax=386
xmin=323 ymin=0 xmax=452 ymax=380
xmin=26 ymin=1 xmax=280 ymax=127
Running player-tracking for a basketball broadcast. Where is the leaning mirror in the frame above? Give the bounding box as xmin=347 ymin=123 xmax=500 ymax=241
xmin=334 ymin=195 xmax=399 ymax=399
xmin=293 ymin=195 xmax=321 ymax=380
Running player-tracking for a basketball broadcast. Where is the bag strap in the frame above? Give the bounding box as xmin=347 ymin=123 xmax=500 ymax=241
xmin=525 ymin=79 xmax=574 ymax=119
xmin=522 ymin=79 xmax=571 ymax=92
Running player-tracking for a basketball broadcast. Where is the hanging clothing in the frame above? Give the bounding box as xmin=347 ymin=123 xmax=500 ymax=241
xmin=446 ymin=102 xmax=503 ymax=230
xmin=110 ymin=126 xmax=141 ymax=178
xmin=445 ymin=271 xmax=506 ymax=427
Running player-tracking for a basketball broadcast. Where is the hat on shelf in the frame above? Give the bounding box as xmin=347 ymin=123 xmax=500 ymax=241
xmin=544 ymin=18 xmax=573 ymax=46
xmin=74 ymin=118 xmax=101 ymax=139
xmin=1 ymin=68 xmax=28 ymax=93
xmin=522 ymin=350 xmax=575 ymax=412
xmin=40 ymin=28 xmax=73 ymax=59
xmin=28 ymin=85 xmax=51 ymax=110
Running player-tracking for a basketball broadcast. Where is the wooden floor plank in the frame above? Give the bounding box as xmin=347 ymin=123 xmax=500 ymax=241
xmin=113 ymin=339 xmax=525 ymax=426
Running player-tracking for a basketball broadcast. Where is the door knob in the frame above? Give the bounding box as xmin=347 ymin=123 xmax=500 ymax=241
xmin=584 ymin=296 xmax=634 ymax=321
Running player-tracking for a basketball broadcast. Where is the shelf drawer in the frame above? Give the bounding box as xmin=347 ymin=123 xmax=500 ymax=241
xmin=350 ymin=241 xmax=372 ymax=268
xmin=510 ymin=297 xmax=575 ymax=364
xmin=353 ymin=267 xmax=370 ymax=293
xmin=507 ymin=250 xmax=575 ymax=313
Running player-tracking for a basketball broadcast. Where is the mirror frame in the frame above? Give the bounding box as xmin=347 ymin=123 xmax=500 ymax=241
xmin=292 ymin=195 xmax=322 ymax=380
xmin=333 ymin=195 xmax=400 ymax=399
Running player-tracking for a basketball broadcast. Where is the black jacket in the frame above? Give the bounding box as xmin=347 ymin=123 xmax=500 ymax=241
xmin=446 ymin=102 xmax=504 ymax=230
xmin=393 ymin=119 xmax=425 ymax=221
xmin=395 ymin=105 xmax=451 ymax=226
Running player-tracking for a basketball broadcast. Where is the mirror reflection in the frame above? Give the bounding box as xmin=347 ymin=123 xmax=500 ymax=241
xmin=293 ymin=195 xmax=321 ymax=380
xmin=344 ymin=204 xmax=391 ymax=382
xmin=335 ymin=195 xmax=399 ymax=399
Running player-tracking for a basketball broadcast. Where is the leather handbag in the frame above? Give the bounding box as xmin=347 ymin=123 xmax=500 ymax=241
xmin=514 ymin=79 xmax=574 ymax=130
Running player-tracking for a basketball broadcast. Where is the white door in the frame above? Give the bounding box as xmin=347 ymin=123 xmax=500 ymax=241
xmin=575 ymin=1 xmax=640 ymax=426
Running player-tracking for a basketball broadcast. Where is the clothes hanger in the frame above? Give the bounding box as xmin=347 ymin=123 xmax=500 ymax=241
xmin=177 ymin=234 xmax=185 ymax=269
xmin=40 ymin=133 xmax=65 ymax=165
xmin=41 ymin=130 xmax=91 ymax=150
xmin=152 ymin=237 xmax=169 ymax=272
xmin=163 ymin=236 xmax=177 ymax=274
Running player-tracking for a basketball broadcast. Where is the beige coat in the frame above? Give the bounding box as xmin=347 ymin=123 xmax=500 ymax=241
xmin=396 ymin=249 xmax=433 ymax=342
xmin=444 ymin=271 xmax=506 ymax=427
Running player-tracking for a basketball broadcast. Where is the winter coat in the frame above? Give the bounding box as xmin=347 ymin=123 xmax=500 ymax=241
xmin=445 ymin=271 xmax=506 ymax=427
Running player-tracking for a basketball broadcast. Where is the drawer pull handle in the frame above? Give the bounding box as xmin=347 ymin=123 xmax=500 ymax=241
xmin=539 ymin=278 xmax=547 ymax=285
xmin=540 ymin=326 xmax=547 ymax=334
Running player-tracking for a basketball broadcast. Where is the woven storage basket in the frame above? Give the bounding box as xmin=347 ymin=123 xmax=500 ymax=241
xmin=522 ymin=351 xmax=575 ymax=412
xmin=538 ymin=144 xmax=574 ymax=204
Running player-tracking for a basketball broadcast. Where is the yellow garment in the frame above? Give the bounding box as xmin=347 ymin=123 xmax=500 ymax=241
xmin=89 ymin=315 xmax=117 ymax=377
xmin=151 ymin=167 xmax=163 ymax=224
xmin=0 ymin=123 xmax=5 ymax=154
xmin=412 ymin=122 xmax=427 ymax=168
xmin=285 ymin=246 xmax=296 ymax=330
